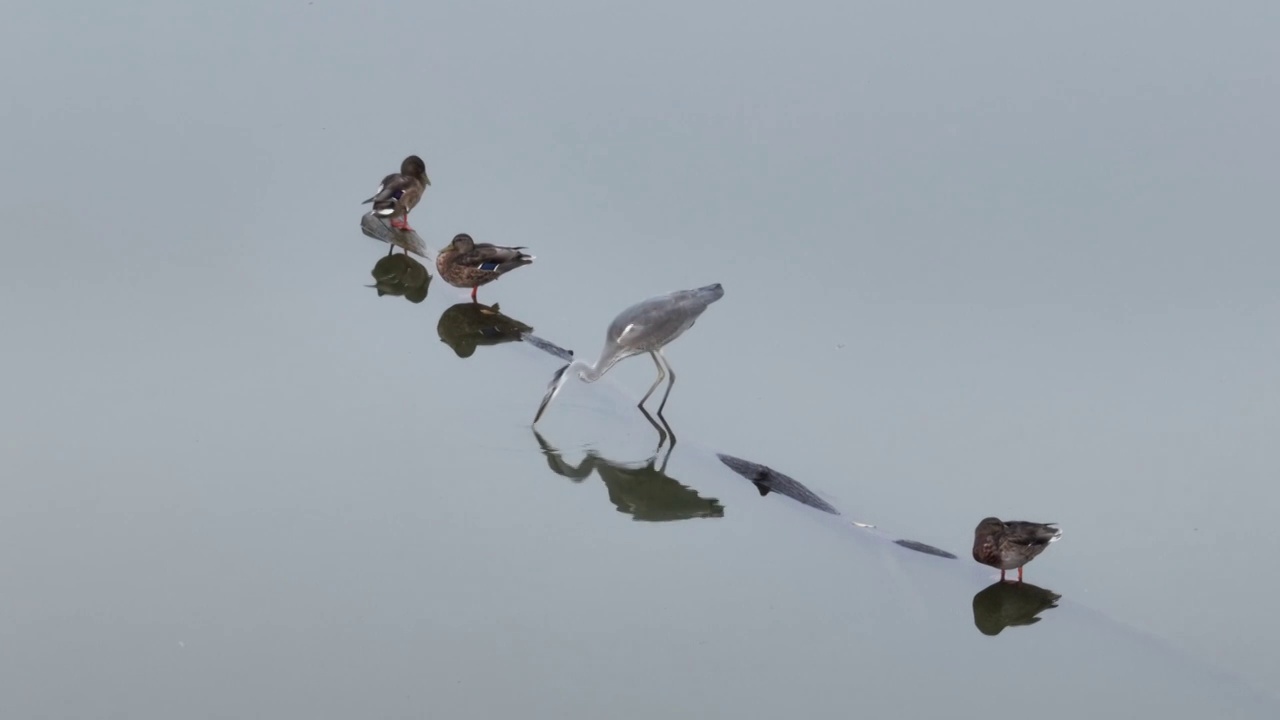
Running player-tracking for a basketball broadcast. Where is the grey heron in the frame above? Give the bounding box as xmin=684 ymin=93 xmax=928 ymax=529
xmin=532 ymin=283 xmax=725 ymax=425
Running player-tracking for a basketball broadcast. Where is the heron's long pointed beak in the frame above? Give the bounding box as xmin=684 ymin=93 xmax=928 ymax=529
xmin=533 ymin=364 xmax=572 ymax=424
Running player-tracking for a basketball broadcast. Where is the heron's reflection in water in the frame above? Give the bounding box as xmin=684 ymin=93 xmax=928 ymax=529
xmin=368 ymin=253 xmax=431 ymax=304
xmin=533 ymin=425 xmax=724 ymax=522
xmin=436 ymin=301 xmax=533 ymax=358
xmin=971 ymin=581 xmax=1062 ymax=636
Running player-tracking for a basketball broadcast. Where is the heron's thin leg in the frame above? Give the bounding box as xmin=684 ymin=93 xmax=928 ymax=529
xmin=655 ymin=349 xmax=677 ymax=417
xmin=638 ymin=351 xmax=667 ymax=408
xmin=655 ymin=419 xmax=677 ymax=474
xmin=658 ymin=410 xmax=677 ymax=465
xmin=637 ymin=403 xmax=669 ymax=449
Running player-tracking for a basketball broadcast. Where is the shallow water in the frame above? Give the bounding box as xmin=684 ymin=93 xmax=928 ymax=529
xmin=2 ymin=1 xmax=1279 ymax=717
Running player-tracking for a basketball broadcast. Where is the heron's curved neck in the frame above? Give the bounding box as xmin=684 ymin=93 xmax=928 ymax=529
xmin=575 ymin=358 xmax=605 ymax=383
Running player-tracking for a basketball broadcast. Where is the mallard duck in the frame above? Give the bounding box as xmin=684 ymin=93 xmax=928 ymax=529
xmin=972 ymin=517 xmax=1062 ymax=582
xmin=362 ymin=155 xmax=430 ymax=234
xmin=435 ymin=233 xmax=535 ymax=301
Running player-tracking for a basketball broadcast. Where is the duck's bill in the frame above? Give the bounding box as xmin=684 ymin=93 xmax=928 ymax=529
xmin=532 ymin=363 xmax=571 ymax=424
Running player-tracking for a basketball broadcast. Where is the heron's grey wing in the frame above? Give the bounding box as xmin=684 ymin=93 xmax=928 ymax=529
xmin=638 ymin=294 xmax=709 ymax=342
xmin=615 ymin=321 xmax=648 ymax=344
xmin=605 ymin=300 xmax=652 ymax=343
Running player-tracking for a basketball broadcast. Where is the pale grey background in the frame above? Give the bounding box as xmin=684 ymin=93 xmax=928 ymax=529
xmin=1 ymin=1 xmax=1277 ymax=717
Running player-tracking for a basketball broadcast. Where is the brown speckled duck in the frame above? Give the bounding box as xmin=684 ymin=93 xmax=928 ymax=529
xmin=436 ymin=233 xmax=535 ymax=301
xmin=972 ymin=517 xmax=1062 ymax=582
xmin=362 ymin=155 xmax=430 ymax=233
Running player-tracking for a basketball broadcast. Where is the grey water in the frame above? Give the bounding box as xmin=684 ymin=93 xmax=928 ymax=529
xmin=2 ymin=1 xmax=1279 ymax=717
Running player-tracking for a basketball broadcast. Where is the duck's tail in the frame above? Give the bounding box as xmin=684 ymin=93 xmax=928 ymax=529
xmin=482 ymin=250 xmax=535 ymax=275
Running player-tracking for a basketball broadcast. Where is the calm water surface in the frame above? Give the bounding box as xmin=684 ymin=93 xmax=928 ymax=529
xmin=2 ymin=2 xmax=1278 ymax=717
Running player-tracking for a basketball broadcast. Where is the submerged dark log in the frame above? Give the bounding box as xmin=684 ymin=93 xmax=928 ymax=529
xmin=716 ymin=453 xmax=839 ymax=515
xmin=895 ymin=539 xmax=958 ymax=560
xmin=521 ymin=333 xmax=574 ymax=362
xmin=717 ymin=452 xmax=959 ymax=560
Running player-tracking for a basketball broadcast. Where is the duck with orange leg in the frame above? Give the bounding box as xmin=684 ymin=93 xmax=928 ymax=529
xmin=436 ymin=233 xmax=535 ymax=301
xmin=362 ymin=155 xmax=430 ymax=234
xmin=972 ymin=516 xmax=1062 ymax=582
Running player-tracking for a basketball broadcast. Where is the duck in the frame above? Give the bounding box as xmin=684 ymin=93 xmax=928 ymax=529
xmin=362 ymin=155 xmax=430 ymax=234
xmin=972 ymin=516 xmax=1062 ymax=582
xmin=435 ymin=233 xmax=535 ymax=301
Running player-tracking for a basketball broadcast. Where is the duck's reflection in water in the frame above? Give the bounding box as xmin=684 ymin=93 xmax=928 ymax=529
xmin=533 ymin=427 xmax=724 ymax=522
xmin=436 ymin=301 xmax=533 ymax=358
xmin=971 ymin=581 xmax=1062 ymax=636
xmin=368 ymin=253 xmax=431 ymax=304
